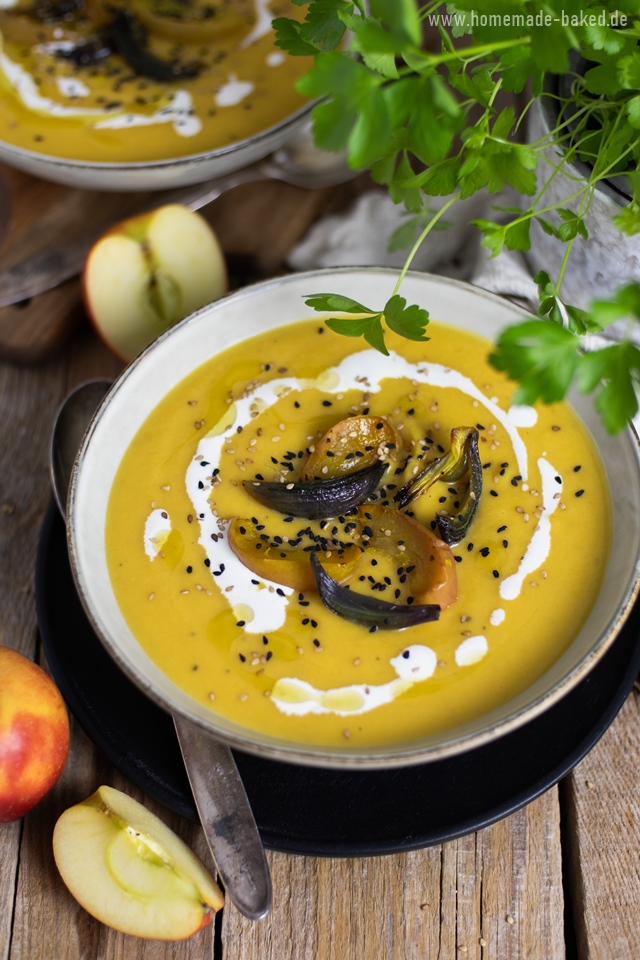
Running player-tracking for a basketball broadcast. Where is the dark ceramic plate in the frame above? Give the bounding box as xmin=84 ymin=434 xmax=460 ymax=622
xmin=36 ymin=500 xmax=640 ymax=857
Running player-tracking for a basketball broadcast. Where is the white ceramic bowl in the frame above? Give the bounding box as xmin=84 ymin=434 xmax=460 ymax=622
xmin=67 ymin=268 xmax=640 ymax=768
xmin=0 ymin=102 xmax=313 ymax=191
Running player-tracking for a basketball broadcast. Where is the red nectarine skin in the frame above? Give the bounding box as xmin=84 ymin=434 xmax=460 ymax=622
xmin=0 ymin=648 xmax=70 ymax=822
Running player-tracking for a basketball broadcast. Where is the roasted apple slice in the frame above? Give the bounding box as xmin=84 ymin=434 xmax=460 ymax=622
xmin=302 ymin=415 xmax=403 ymax=479
xmin=228 ymin=517 xmax=361 ymax=591
xmin=53 ymin=785 xmax=223 ymax=939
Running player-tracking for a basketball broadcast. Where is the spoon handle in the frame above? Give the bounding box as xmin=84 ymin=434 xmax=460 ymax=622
xmin=173 ymin=715 xmax=272 ymax=921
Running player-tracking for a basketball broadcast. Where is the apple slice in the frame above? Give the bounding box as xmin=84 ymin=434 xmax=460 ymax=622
xmin=53 ymin=785 xmax=224 ymax=939
xmin=83 ymin=203 xmax=227 ymax=363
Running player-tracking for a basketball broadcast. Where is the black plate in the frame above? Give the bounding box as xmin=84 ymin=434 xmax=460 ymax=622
xmin=36 ymin=499 xmax=640 ymax=857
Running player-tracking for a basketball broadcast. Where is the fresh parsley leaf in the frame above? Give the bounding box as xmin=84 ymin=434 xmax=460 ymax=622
xmin=626 ymin=95 xmax=640 ymax=131
xmin=613 ymin=203 xmax=640 ymax=236
xmin=304 ymin=293 xmax=376 ymax=314
xmin=577 ymin=342 xmax=640 ymax=433
xmin=556 ymin=208 xmax=589 ymax=242
xmin=504 ymin=217 xmax=531 ymax=252
xmin=370 ymin=0 xmax=421 ymax=46
xmin=471 ymin=219 xmax=506 ymax=258
xmin=383 ymin=295 xmax=430 ymax=341
xmin=348 ymin=85 xmax=390 ymax=167
xmin=589 ymin=282 xmax=640 ymax=327
xmin=272 ymin=18 xmax=319 ymax=56
xmin=299 ymin=0 xmax=351 ymax=51
xmin=489 ymin=320 xmax=581 ymax=405
xmin=324 ymin=315 xmax=389 ymax=354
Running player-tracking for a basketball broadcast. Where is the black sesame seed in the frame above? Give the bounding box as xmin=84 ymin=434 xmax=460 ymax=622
xmin=574 ymin=465 xmax=582 ymax=472
xmin=239 ymin=653 xmax=246 ymax=662
xmin=492 ymin=570 xmax=499 ymax=578
xmin=266 ymin=650 xmax=273 ymax=661
xmin=489 ymin=490 xmax=498 ymax=497
xmin=236 ymin=621 xmax=246 ymax=627
xmin=322 ymin=400 xmax=333 ymax=407
xmin=313 ymin=638 xmax=321 ymax=647
xmin=402 ymin=650 xmax=410 ymax=659
xmin=497 ymin=525 xmax=507 ymax=532
xmin=186 ymin=565 xmax=192 ymax=573
xmin=576 ymin=489 xmax=585 ymax=497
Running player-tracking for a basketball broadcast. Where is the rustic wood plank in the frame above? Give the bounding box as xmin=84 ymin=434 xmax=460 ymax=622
xmin=564 ymin=690 xmax=640 ymax=959
xmin=220 ymin=789 xmax=565 ymax=960
xmin=0 ymin=351 xmax=70 ymax=960
xmin=0 ymin=332 xmax=216 ymax=959
xmin=11 ymin=719 xmax=216 ymax=960
xmin=0 ymin=164 xmax=368 ymax=365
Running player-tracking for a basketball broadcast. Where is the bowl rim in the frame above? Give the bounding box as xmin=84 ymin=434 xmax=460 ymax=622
xmin=0 ymin=100 xmax=314 ymax=172
xmin=67 ymin=266 xmax=640 ymax=769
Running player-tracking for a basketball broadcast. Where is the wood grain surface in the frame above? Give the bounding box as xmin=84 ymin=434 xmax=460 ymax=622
xmin=0 ymin=162 xmax=368 ymax=364
xmin=1 ymin=167 xmax=640 ymax=960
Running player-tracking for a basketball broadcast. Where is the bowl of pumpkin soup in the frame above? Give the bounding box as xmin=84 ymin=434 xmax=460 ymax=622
xmin=67 ymin=268 xmax=640 ymax=769
xmin=0 ymin=0 xmax=313 ymax=189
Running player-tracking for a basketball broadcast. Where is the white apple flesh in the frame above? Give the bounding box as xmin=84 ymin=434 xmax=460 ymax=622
xmin=53 ymin=785 xmax=224 ymax=939
xmin=83 ymin=204 xmax=227 ymax=363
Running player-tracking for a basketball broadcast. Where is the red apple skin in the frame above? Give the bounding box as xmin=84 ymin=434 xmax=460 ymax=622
xmin=0 ymin=647 xmax=70 ymax=823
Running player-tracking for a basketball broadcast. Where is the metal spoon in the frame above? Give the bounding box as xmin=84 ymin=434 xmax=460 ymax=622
xmin=50 ymin=379 xmax=272 ymax=921
xmin=1 ymin=124 xmax=356 ymax=307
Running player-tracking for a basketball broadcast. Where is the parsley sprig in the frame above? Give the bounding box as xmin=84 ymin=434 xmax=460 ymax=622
xmin=275 ymin=0 xmax=640 ymax=433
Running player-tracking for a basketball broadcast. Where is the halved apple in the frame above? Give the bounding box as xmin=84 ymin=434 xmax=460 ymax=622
xmin=52 ymin=785 xmax=224 ymax=939
xmin=83 ymin=203 xmax=228 ymax=363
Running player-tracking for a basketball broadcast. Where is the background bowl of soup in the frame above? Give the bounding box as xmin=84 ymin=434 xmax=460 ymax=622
xmin=0 ymin=0 xmax=314 ymax=190
xmin=67 ymin=267 xmax=640 ymax=769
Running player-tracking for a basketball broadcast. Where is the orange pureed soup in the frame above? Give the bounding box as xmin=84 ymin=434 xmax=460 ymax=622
xmin=0 ymin=0 xmax=310 ymax=162
xmin=106 ymin=320 xmax=611 ymax=749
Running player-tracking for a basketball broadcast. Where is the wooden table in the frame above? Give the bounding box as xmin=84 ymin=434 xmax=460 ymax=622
xmin=1 ymin=163 xmax=639 ymax=960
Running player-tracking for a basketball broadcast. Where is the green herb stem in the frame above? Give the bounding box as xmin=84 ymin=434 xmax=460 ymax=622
xmin=391 ymin=194 xmax=459 ymax=297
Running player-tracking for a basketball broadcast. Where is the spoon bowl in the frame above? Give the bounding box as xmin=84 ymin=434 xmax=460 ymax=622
xmin=49 ymin=379 xmax=272 ymax=921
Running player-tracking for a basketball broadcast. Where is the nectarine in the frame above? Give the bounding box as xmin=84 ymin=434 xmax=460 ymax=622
xmin=0 ymin=646 xmax=70 ymax=822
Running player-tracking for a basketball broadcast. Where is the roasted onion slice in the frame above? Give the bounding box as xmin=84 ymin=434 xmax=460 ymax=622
xmin=311 ymin=553 xmax=441 ymax=630
xmin=243 ymin=461 xmax=387 ymax=520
